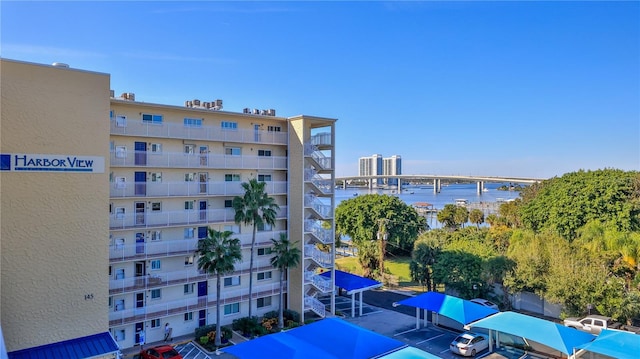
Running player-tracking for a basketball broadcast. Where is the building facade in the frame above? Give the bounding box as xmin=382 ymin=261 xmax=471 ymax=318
xmin=359 ymin=154 xmax=401 ymax=186
xmin=1 ymin=58 xmax=336 ymax=353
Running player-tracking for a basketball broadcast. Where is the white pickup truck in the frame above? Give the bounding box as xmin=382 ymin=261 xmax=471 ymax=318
xmin=563 ymin=315 xmax=621 ymax=334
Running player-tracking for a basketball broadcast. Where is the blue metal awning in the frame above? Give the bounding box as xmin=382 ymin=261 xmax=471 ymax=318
xmin=320 ymin=269 xmax=382 ymax=295
xmin=8 ymin=332 xmax=119 ymax=359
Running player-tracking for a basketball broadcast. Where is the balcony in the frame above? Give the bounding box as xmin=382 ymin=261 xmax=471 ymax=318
xmin=111 ymin=151 xmax=287 ymax=170
xmin=110 ymin=206 xmax=288 ymax=230
xmin=304 ymin=195 xmax=333 ymax=219
xmin=304 ymin=271 xmax=332 ymax=293
xmin=109 ymin=258 xmax=275 ymax=294
xmin=304 ymin=220 xmax=333 ymax=245
xmin=110 ymin=180 xmax=287 ymax=198
xmin=304 ymin=295 xmax=326 ymax=318
xmin=109 ymin=282 xmax=285 ymax=326
xmin=304 ymin=245 xmax=332 ymax=268
xmin=109 ymin=231 xmax=285 ymax=262
xmin=110 ymin=119 xmax=288 ymax=145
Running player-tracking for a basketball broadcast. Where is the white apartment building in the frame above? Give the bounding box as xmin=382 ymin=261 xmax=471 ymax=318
xmin=359 ymin=154 xmax=401 ymax=186
xmin=1 ymin=58 xmax=336 ymax=354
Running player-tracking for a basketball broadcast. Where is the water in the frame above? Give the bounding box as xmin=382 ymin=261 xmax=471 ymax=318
xmin=333 ymin=182 xmax=522 ymax=229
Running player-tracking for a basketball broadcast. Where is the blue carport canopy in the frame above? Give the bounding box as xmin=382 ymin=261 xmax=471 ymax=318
xmin=574 ymin=329 xmax=639 ymax=359
xmin=396 ymin=291 xmax=498 ymax=326
xmin=223 ymin=317 xmax=407 ymax=359
xmin=466 ymin=311 xmax=596 ymax=356
xmin=8 ymin=332 xmax=119 ymax=359
xmin=321 ymin=270 xmax=382 ymax=317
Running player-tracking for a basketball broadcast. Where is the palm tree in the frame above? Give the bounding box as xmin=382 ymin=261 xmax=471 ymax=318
xmin=270 ymin=233 xmax=301 ymax=329
xmin=233 ymin=178 xmax=280 ymax=318
xmin=197 ymin=228 xmax=242 ymax=348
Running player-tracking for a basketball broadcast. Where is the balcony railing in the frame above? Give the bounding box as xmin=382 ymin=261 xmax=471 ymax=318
xmin=110 ymin=206 xmax=288 ymax=230
xmin=110 ymin=151 xmax=287 ymax=170
xmin=109 ymin=231 xmax=285 ymax=262
xmin=110 ymin=180 xmax=287 ymax=198
xmin=304 ymin=220 xmax=333 ymax=245
xmin=109 ymin=258 xmax=275 ymax=293
xmin=304 ymin=144 xmax=332 ymax=171
xmin=304 ymin=169 xmax=333 ymax=195
xmin=305 ymin=245 xmax=332 ymax=268
xmin=311 ymin=132 xmax=332 ymax=147
xmin=304 ymin=295 xmax=326 ymax=318
xmin=111 ymin=119 xmax=288 ymax=145
xmin=304 ymin=195 xmax=333 ymax=219
xmin=109 ymin=282 xmax=285 ymax=326
xmin=304 ymin=271 xmax=332 ymax=293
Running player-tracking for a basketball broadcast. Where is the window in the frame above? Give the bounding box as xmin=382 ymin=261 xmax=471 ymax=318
xmin=258 ymin=149 xmax=272 ymax=157
xmin=224 ymin=276 xmax=241 ymax=287
xmin=224 ymin=147 xmax=241 ymax=156
xmin=267 ymin=126 xmax=281 ymax=132
xmin=150 ymin=172 xmax=162 ymax=182
xmin=151 ymin=288 xmax=161 ymax=299
xmin=184 ymin=227 xmax=195 ymax=238
xmin=142 ymin=113 xmax=163 ymax=124
xmin=184 ymin=255 xmax=194 ymax=266
xmin=224 ymin=174 xmax=241 ymax=182
xmin=184 ymin=201 xmax=194 ymax=210
xmin=115 ymin=299 xmax=125 ymax=311
xmin=115 ymin=177 xmax=126 ymax=189
xmin=150 ymin=143 xmax=162 ymax=153
xmin=184 ymin=118 xmax=203 ymax=127
xmin=184 ymin=144 xmax=195 ymax=154
xmin=109 ymin=296 xmax=113 ymax=307
xmin=151 ymin=202 xmax=161 ymax=212
xmin=223 ymin=224 xmax=240 ymax=234
xmin=116 ymin=208 xmax=125 ymax=220
xmin=184 ymin=312 xmax=194 ymax=321
xmin=151 ymin=260 xmax=161 ymax=270
xmin=150 ymin=231 xmax=161 ymax=241
xmin=115 ymin=115 xmax=127 ymax=127
xmin=257 ymin=248 xmax=272 ymax=256
xmin=109 ymin=266 xmax=112 ymax=277
xmin=257 ymin=222 xmax=272 ymax=232
xmin=258 ymin=174 xmax=272 ymax=182
xmin=224 ymin=200 xmax=233 ymax=208
xmin=257 ymin=271 xmax=272 ymax=281
xmin=224 ymin=303 xmax=240 ymax=315
xmin=151 ymin=319 xmax=161 ymax=328
xmin=115 ymin=146 xmax=126 ymax=158
xmin=110 ymin=110 xmax=114 ymax=119
xmin=257 ymin=297 xmax=272 ymax=308
xmin=221 ymin=121 xmax=238 ymax=130
xmin=185 ymin=173 xmax=197 ymax=182
xmin=114 ymin=329 xmax=125 ymax=341
xmin=184 ymin=283 xmax=194 ymax=294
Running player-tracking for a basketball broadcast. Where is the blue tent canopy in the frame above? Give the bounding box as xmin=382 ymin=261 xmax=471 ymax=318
xmin=575 ymin=329 xmax=640 ymax=359
xmin=321 ymin=270 xmax=382 ymax=294
xmin=223 ymin=317 xmax=407 ymax=359
xmin=379 ymin=347 xmax=442 ymax=359
xmin=467 ymin=311 xmax=596 ymax=355
xmin=396 ymin=291 xmax=498 ymax=325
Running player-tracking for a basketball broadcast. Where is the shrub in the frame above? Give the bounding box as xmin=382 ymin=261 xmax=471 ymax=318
xmin=232 ymin=316 xmax=264 ymax=337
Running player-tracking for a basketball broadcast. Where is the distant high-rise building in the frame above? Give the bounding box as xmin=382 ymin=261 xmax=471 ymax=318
xmin=359 ymin=154 xmax=401 ymax=186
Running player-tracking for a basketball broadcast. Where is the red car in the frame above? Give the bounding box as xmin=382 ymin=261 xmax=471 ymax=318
xmin=140 ymin=345 xmax=183 ymax=359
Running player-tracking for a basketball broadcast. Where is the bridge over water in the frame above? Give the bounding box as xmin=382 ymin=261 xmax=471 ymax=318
xmin=335 ymin=175 xmax=545 ymax=194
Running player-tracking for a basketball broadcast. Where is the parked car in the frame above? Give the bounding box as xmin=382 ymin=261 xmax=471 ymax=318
xmin=470 ymin=298 xmax=499 ymax=311
xmin=450 ymin=332 xmax=489 ymax=357
xmin=140 ymin=345 xmax=183 ymax=359
xmin=563 ymin=315 xmax=620 ymax=335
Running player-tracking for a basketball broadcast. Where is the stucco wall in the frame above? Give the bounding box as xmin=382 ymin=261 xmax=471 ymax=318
xmin=0 ymin=59 xmax=111 ymax=351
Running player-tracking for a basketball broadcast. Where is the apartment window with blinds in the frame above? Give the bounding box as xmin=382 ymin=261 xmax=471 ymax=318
xmin=221 ymin=121 xmax=238 ymax=130
xmin=257 ymin=297 xmax=272 ymax=308
xmin=184 ymin=118 xmax=203 ymax=127
xmin=224 ymin=147 xmax=241 ymax=156
xmin=258 ymin=149 xmax=272 ymax=157
xmin=267 ymin=126 xmax=281 ymax=132
xmin=225 ymin=174 xmax=241 ymax=182
xmin=257 ymin=271 xmax=272 ymax=281
xmin=257 ymin=174 xmax=272 ymax=182
xmin=224 ymin=303 xmax=240 ymax=315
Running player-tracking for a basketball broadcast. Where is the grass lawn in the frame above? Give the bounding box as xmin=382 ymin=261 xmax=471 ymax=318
xmin=335 ymin=255 xmax=426 ymax=293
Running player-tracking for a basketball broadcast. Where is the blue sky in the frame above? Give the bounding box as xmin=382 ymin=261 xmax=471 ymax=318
xmin=2 ymin=1 xmax=638 ymax=178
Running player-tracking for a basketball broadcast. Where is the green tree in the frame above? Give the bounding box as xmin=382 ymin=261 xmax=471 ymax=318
xmin=518 ymin=169 xmax=640 ymax=240
xmin=335 ymin=194 xmax=426 ymax=274
xmin=233 ymin=178 xmax=280 ymax=318
xmin=197 ymin=228 xmax=242 ymax=347
xmin=432 ymin=250 xmax=484 ymax=298
xmin=270 ymin=233 xmax=300 ymax=329
xmin=469 ymin=209 xmax=485 ymax=228
xmin=410 ymin=237 xmax=440 ymax=291
xmin=437 ymin=204 xmax=458 ymax=229
xmin=454 ymin=206 xmax=469 ymax=228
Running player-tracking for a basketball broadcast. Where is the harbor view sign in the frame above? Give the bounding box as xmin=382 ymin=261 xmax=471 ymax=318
xmin=0 ymin=153 xmax=105 ymax=173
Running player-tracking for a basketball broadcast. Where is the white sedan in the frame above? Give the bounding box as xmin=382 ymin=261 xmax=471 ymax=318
xmin=470 ymin=298 xmax=499 ymax=311
xmin=450 ymin=332 xmax=490 ymax=357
